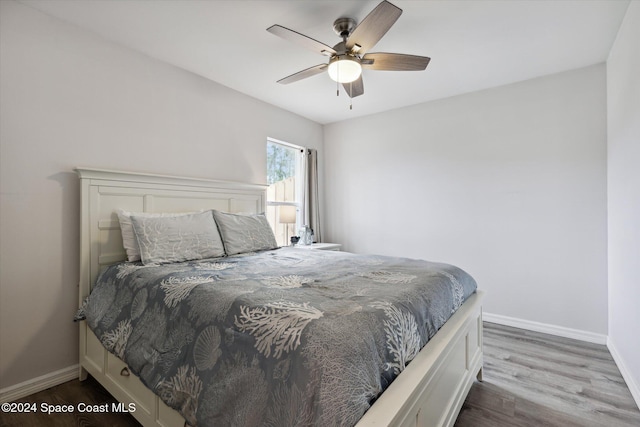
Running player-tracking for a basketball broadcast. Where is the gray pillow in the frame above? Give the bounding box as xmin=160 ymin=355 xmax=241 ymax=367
xmin=212 ymin=210 xmax=278 ymax=255
xmin=131 ymin=211 xmax=225 ymax=265
xmin=116 ymin=209 xmax=199 ymax=262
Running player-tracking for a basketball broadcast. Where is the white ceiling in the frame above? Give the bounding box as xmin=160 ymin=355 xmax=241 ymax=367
xmin=20 ymin=0 xmax=630 ymax=124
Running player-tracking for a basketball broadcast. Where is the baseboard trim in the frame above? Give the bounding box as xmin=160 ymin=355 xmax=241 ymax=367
xmin=607 ymin=338 xmax=640 ymax=410
xmin=483 ymin=312 xmax=607 ymax=345
xmin=0 ymin=364 xmax=78 ymax=403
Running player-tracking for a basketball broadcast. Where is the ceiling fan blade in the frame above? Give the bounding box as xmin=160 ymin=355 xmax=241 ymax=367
xmin=342 ymin=76 xmax=364 ymax=98
xmin=361 ymin=53 xmax=431 ymax=71
xmin=277 ymin=64 xmax=328 ymax=85
xmin=267 ymin=25 xmax=336 ymax=56
xmin=346 ymin=1 xmax=402 ymax=54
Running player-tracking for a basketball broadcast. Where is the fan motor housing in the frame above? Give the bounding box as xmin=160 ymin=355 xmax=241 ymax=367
xmin=333 ymin=17 xmax=357 ymax=38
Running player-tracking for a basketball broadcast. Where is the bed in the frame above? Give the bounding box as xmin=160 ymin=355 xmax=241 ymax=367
xmin=75 ymin=168 xmax=484 ymax=427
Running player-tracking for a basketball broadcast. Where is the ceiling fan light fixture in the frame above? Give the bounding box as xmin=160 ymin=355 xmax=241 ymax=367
xmin=268 ymin=0 xmax=429 ymax=100
xmin=328 ymin=55 xmax=362 ymax=83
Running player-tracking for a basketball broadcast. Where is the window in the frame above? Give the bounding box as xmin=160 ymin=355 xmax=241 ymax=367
xmin=266 ymin=138 xmax=304 ymax=246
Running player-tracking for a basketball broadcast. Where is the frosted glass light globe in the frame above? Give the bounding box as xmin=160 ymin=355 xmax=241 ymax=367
xmin=328 ymin=56 xmax=362 ymax=83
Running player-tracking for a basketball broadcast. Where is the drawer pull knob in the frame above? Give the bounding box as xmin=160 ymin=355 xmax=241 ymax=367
xmin=120 ymin=367 xmax=130 ymax=377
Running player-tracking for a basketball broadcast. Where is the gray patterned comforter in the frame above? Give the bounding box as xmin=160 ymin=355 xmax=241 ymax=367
xmin=81 ymin=247 xmax=477 ymax=426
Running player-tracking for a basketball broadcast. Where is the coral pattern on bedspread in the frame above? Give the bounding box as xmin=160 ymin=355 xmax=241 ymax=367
xmin=81 ymin=247 xmax=477 ymax=426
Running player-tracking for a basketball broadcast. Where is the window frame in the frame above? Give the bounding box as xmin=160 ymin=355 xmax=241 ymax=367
xmin=266 ymin=137 xmax=305 ymax=245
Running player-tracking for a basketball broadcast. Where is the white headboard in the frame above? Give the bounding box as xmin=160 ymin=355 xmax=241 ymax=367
xmin=75 ymin=168 xmax=267 ymax=304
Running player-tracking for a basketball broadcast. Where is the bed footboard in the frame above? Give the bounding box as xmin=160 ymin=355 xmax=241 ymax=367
xmin=356 ymin=290 xmax=484 ymax=427
xmin=78 ymin=292 xmax=483 ymax=427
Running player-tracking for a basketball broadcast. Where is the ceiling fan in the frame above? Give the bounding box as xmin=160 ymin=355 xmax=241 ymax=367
xmin=267 ymin=0 xmax=430 ymax=101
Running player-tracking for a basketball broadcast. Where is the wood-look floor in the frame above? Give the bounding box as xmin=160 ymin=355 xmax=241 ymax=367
xmin=456 ymin=322 xmax=640 ymax=427
xmin=1 ymin=322 xmax=639 ymax=426
xmin=0 ymin=375 xmax=139 ymax=427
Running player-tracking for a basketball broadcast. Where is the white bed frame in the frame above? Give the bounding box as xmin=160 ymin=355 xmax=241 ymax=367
xmin=76 ymin=167 xmax=484 ymax=427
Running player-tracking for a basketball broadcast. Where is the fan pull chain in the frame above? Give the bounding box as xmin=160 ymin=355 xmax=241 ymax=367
xmin=350 ymin=81 xmax=353 ymax=110
xmin=336 ymin=60 xmax=340 ymax=96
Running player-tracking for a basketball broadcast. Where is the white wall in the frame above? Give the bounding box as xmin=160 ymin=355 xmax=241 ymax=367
xmin=607 ymin=1 xmax=640 ymax=405
xmin=324 ymin=65 xmax=608 ymax=336
xmin=0 ymin=0 xmax=323 ymax=390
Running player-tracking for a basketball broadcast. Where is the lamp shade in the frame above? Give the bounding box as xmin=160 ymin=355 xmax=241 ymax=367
xmin=328 ymin=56 xmax=362 ymax=83
xmin=279 ymin=205 xmax=297 ymax=224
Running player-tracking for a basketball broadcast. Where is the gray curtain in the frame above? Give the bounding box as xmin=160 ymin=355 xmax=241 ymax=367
xmin=303 ymin=148 xmax=321 ymax=243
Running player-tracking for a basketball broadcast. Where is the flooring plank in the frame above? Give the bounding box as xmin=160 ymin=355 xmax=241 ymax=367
xmin=456 ymin=322 xmax=640 ymax=427
xmin=0 ymin=376 xmax=139 ymax=427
